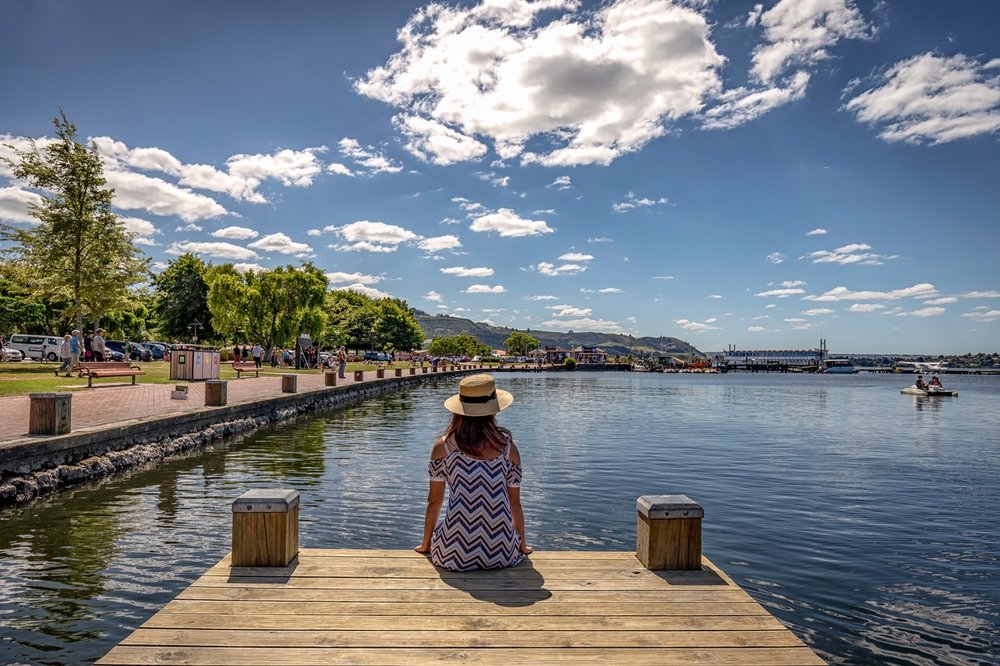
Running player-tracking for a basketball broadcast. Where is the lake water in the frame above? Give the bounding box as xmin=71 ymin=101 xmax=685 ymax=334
xmin=1 ymin=371 xmax=998 ymax=664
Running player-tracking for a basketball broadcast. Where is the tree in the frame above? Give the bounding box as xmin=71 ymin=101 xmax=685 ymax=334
xmin=324 ymin=290 xmax=423 ymax=353
xmin=1 ymin=112 xmax=148 ymax=330
xmin=373 ymin=299 xmax=424 ymax=353
xmin=206 ymin=263 xmax=327 ymax=351
xmin=504 ymin=331 xmax=539 ymax=357
xmin=429 ymin=332 xmax=490 ymax=358
xmin=151 ymin=254 xmax=216 ymax=341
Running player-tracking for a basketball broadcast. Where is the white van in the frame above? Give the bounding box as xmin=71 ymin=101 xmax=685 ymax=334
xmin=6 ymin=334 xmax=63 ymax=361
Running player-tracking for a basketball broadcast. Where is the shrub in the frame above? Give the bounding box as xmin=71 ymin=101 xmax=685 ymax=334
xmin=564 ymin=357 xmax=577 ymax=370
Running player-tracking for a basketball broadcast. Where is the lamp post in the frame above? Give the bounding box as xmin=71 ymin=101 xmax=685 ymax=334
xmin=188 ymin=320 xmax=202 ymax=344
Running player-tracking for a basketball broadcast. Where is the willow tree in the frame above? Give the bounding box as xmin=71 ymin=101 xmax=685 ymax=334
xmin=207 ymin=263 xmax=327 ymax=351
xmin=1 ymin=112 xmax=148 ymax=330
xmin=152 ymin=253 xmax=216 ymax=341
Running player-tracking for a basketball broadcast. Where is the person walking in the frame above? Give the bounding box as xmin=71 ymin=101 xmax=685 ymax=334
xmin=93 ymin=329 xmax=106 ymax=362
xmin=251 ymin=343 xmax=263 ymax=368
xmin=337 ymin=346 xmax=347 ymax=379
xmin=83 ymin=332 xmax=94 ymax=362
xmin=55 ymin=334 xmax=72 ymax=376
xmin=415 ymin=374 xmax=531 ymax=571
xmin=68 ymin=330 xmax=82 ymax=376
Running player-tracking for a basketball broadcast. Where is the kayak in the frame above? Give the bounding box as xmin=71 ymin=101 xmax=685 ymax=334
xmin=900 ymin=386 xmax=958 ymax=397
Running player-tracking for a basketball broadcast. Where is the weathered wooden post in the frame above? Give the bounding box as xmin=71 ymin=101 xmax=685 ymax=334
xmin=394 ymin=368 xmax=403 ymax=377
xmin=354 ymin=370 xmax=364 ymax=382
xmin=231 ymin=489 xmax=299 ymax=567
xmin=636 ymin=495 xmax=703 ymax=570
xmin=376 ymin=368 xmax=385 ymax=379
xmin=281 ymin=374 xmax=297 ymax=393
xmin=205 ymin=380 xmax=227 ymax=406
xmin=28 ymin=393 xmax=72 ymax=435
xmin=324 ymin=371 xmax=337 ymax=387
xmin=409 ymin=367 xmax=416 ymax=375
xmin=422 ymin=366 xmax=428 ymax=374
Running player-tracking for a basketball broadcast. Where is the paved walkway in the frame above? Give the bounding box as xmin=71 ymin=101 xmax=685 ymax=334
xmin=0 ymin=368 xmax=455 ymax=443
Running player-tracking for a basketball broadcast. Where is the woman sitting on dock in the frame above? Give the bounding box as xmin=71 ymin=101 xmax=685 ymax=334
xmin=416 ymin=374 xmax=532 ymax=571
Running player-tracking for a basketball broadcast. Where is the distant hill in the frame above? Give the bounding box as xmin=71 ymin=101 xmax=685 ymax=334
xmin=412 ymin=311 xmax=704 ymax=358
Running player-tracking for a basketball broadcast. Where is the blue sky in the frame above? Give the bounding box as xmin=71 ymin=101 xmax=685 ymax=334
xmin=1 ymin=0 xmax=998 ymax=354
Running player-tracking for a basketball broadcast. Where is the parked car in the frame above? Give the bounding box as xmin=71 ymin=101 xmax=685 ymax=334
xmin=1 ymin=345 xmax=24 ymax=362
xmin=6 ymin=333 xmax=62 ymax=361
xmin=104 ymin=340 xmax=152 ymax=362
xmin=363 ymin=351 xmax=391 ymax=362
xmin=141 ymin=342 xmax=166 ymax=360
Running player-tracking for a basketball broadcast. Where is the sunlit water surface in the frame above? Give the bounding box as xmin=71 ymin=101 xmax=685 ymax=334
xmin=1 ymin=372 xmax=998 ymax=664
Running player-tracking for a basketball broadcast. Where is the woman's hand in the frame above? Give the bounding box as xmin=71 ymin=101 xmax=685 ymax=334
xmin=519 ymin=543 xmax=534 ymax=554
xmin=414 ymin=543 xmax=431 ymax=554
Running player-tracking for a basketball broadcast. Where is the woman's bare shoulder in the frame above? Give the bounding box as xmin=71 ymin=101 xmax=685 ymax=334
xmin=507 ymin=439 xmax=521 ymax=465
xmin=430 ymin=436 xmax=448 ymax=460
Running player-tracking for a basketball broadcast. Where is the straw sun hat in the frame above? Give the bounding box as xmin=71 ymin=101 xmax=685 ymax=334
xmin=444 ymin=374 xmax=513 ymax=417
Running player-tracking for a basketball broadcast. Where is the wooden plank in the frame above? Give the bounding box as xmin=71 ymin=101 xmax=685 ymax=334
xmin=175 ymin=586 xmax=754 ymax=603
xmin=269 ymin=549 xmax=641 ymax=560
xmin=98 ymin=646 xmax=826 ymax=665
xmin=120 ymin=628 xmax=806 ymax=649
xmin=156 ymin=599 xmax=770 ymax=616
xmin=139 ymin=613 xmax=788 ymax=632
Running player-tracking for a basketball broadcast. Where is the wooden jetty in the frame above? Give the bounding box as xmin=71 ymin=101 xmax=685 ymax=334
xmin=98 ymin=492 xmax=824 ymax=665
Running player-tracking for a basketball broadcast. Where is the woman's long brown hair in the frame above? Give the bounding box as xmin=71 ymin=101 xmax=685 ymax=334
xmin=443 ymin=413 xmax=512 ymax=458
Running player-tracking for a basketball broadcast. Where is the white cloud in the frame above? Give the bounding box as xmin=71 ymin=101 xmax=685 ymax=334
xmin=747 ymin=325 xmax=766 ymax=332
xmin=535 ymin=261 xmax=587 ymax=276
xmin=848 ymin=303 xmax=887 ymax=313
xmin=441 ymin=266 xmax=494 ymax=277
xmin=356 ymin=0 xmax=726 ymax=166
xmin=476 ymin=171 xmax=510 ymax=188
xmin=892 ymin=306 xmax=946 ymax=318
xmin=211 ymin=225 xmax=259 ymax=240
xmin=709 ymin=294 xmax=722 ymax=299
xmin=440 ymin=217 xmax=462 ymax=225
xmin=120 ymin=216 xmax=161 ymax=245
xmin=327 ymin=163 xmax=355 ymax=177
xmin=961 ymin=290 xmax=1000 ymax=298
xmin=807 ymin=227 xmax=828 ymax=236
xmin=653 ymin=275 xmax=674 ymax=280
xmin=675 ymin=318 xmax=719 ymax=331
xmin=612 ymin=191 xmax=668 ymax=212
xmin=526 ymin=294 xmax=558 ymax=301
xmin=765 ymin=303 xmax=777 ymax=309
xmin=335 ymin=283 xmax=392 ymax=299
xmin=233 ymin=262 xmax=268 ymax=273
xmin=424 ymin=290 xmax=443 ymax=302
xmin=326 ymin=272 xmax=383 ymax=285
xmin=924 ymin=297 xmax=958 ymax=305
xmin=166 ymin=241 xmax=259 ymax=260
xmin=547 ymin=175 xmax=573 ymax=190
xmin=248 ymin=233 xmax=314 ymax=257
xmin=962 ymin=309 xmax=1000 ymax=322
xmin=541 ymin=317 xmax=623 ymax=333
xmin=599 ymin=287 xmax=622 ymax=294
xmin=394 ymin=115 xmax=488 ymax=165
xmin=845 ymin=53 xmax=1000 ymax=145
xmin=176 ymin=223 xmax=203 ymax=232
xmin=558 ymin=252 xmax=593 ymax=262
xmin=747 ymin=0 xmax=870 ymax=84
xmin=802 ymin=308 xmax=834 ymax=316
xmin=805 ymin=242 xmax=897 ymax=265
xmin=338 ymin=137 xmax=403 ymax=174
xmin=103 ymin=167 xmax=230 ymax=221
xmin=755 ymin=287 xmax=804 ymax=298
xmin=766 ymin=252 xmax=785 ymax=264
xmin=548 ymin=306 xmax=592 ymax=317
xmin=306 ymin=228 xmax=321 ymax=236
xmin=470 ymin=209 xmax=553 ymax=237
xmin=588 ymin=236 xmax=613 ymax=243
xmin=464 ymin=284 xmax=506 ymax=294
xmin=330 ymin=220 xmax=418 ymax=252
xmin=781 ymin=280 xmax=806 ymax=287
xmin=805 ymin=283 xmax=937 ymax=302
xmin=419 ymin=235 xmax=463 ymax=252
xmin=0 ymin=186 xmax=43 ymax=223
xmin=702 ymin=70 xmax=810 ymax=129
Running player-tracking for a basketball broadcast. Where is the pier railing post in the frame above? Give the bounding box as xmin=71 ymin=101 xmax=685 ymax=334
xmin=281 ymin=374 xmax=297 ymax=393
xmin=354 ymin=370 xmax=365 ymax=382
xmin=636 ymin=495 xmax=703 ymax=570
xmin=205 ymin=380 xmax=227 ymax=406
xmin=324 ymin=370 xmax=337 ymax=387
xmin=231 ymin=489 xmax=299 ymax=567
xmin=28 ymin=393 xmax=72 ymax=435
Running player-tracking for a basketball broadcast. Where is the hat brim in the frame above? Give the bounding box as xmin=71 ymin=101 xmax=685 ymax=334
xmin=444 ymin=388 xmax=513 ymax=417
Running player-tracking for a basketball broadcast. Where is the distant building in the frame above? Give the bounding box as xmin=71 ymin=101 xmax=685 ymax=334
xmin=540 ymin=345 xmax=608 ymax=364
xmin=723 ymin=339 xmax=828 ymax=369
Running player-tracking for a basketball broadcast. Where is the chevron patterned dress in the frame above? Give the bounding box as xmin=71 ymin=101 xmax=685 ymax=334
xmin=429 ymin=439 xmax=525 ymax=572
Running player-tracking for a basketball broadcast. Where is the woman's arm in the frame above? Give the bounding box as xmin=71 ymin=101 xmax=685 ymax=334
xmin=415 ymin=440 xmax=448 ymax=553
xmin=507 ymin=442 xmax=533 ymax=554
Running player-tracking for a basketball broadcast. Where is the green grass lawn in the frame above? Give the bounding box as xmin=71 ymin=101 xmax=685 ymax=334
xmin=0 ymin=360 xmax=412 ymax=397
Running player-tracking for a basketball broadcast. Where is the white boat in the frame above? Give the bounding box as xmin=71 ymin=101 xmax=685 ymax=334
xmin=900 ymin=385 xmax=958 ymax=397
xmin=817 ymin=358 xmax=858 ymax=374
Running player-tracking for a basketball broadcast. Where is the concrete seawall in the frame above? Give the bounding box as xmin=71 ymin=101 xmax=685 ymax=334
xmin=0 ymin=373 xmax=467 ymax=507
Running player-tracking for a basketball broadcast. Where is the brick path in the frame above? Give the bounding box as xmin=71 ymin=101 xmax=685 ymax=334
xmin=0 ymin=368 xmax=453 ymax=442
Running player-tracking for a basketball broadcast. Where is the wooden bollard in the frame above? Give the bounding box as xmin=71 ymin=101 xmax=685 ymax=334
xmin=395 ymin=368 xmax=402 ymax=377
xmin=28 ymin=393 xmax=72 ymax=435
xmin=636 ymin=495 xmax=703 ymax=570
xmin=231 ymin=489 xmax=299 ymax=567
xmin=281 ymin=374 xmax=297 ymax=393
xmin=324 ymin=371 xmax=337 ymax=387
xmin=376 ymin=368 xmax=385 ymax=379
xmin=422 ymin=367 xmax=428 ymax=374
xmin=409 ymin=367 xmax=416 ymax=375
xmin=205 ymin=380 xmax=227 ymax=406
xmin=354 ymin=370 xmax=364 ymax=381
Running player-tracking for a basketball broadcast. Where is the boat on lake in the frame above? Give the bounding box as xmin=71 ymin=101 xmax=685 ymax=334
xmin=901 ymin=385 xmax=959 ymax=397
xmin=818 ymin=358 xmax=858 ymax=374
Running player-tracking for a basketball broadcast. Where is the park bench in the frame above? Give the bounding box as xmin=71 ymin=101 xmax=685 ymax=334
xmin=78 ymin=361 xmax=145 ymax=388
xmin=232 ymin=362 xmax=260 ymax=378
